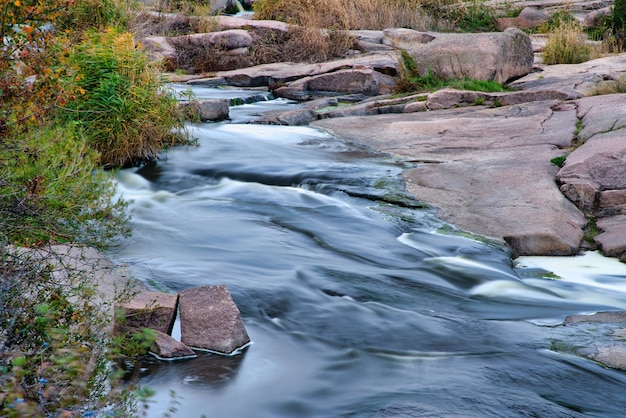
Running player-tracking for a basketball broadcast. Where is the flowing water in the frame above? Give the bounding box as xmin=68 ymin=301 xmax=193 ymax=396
xmin=109 ymin=88 xmax=626 ymax=417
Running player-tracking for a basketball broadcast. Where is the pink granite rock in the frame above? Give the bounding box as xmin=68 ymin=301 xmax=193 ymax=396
xmin=114 ymin=291 xmax=178 ymax=335
xmin=179 ymin=285 xmax=250 ymax=355
xmin=149 ymin=330 xmax=197 ymax=360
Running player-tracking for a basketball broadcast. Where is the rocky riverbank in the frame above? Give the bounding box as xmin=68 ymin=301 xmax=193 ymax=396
xmin=149 ymin=11 xmax=626 ymax=262
xmin=139 ymin=5 xmax=626 ymax=370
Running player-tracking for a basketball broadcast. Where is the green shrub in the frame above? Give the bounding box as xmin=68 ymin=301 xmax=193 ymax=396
xmin=543 ymin=20 xmax=590 ymax=64
xmin=0 ymin=123 xmax=129 ymax=248
xmin=57 ymin=28 xmax=190 ymax=168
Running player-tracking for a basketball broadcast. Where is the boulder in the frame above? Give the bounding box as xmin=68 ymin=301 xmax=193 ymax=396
xmin=556 ymin=95 xmax=626 ymax=217
xmin=114 ymin=291 xmax=178 ymax=335
xmin=188 ymin=52 xmax=399 ymax=88
xmin=170 ymin=29 xmax=252 ymax=50
xmin=179 ymin=285 xmax=250 ymax=355
xmin=273 ymin=67 xmax=396 ymax=100
xmin=583 ymin=8 xmax=611 ymax=28
xmin=596 ymin=216 xmax=626 ymax=259
xmin=253 ymin=108 xmax=318 ymax=125
xmin=149 ymin=330 xmax=197 ymax=360
xmin=142 ymin=36 xmax=177 ymax=65
xmin=496 ymin=7 xmax=549 ymax=31
xmin=400 ymin=28 xmax=533 ymax=84
xmin=210 ymin=0 xmax=235 ymax=13
xmin=179 ymin=99 xmax=230 ymax=121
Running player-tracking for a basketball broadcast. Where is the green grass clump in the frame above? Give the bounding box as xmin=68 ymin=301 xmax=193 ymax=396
xmin=550 ymin=155 xmax=567 ymax=168
xmin=395 ymin=50 xmax=510 ymax=93
xmin=57 ymin=28 xmax=190 ymax=168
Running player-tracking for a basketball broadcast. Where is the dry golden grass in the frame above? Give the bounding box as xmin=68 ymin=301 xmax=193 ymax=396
xmin=253 ymin=0 xmax=437 ymax=31
xmin=543 ymin=20 xmax=591 ymax=64
xmin=169 ymin=26 xmax=355 ymax=73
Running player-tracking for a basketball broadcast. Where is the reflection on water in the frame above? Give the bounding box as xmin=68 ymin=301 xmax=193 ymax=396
xmin=109 ymin=96 xmax=626 ymax=418
xmin=142 ymin=350 xmax=248 ymax=391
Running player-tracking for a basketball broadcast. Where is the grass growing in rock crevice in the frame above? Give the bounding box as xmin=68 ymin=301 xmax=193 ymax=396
xmin=394 ymin=50 xmax=511 ymax=93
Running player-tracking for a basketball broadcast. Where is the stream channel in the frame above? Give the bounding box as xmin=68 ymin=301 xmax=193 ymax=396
xmin=109 ymin=86 xmax=626 ymax=417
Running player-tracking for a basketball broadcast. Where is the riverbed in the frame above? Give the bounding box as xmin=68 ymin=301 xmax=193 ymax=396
xmin=109 ymin=88 xmax=626 ymax=417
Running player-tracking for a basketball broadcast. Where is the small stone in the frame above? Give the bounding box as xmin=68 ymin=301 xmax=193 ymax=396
xmin=150 ymin=330 xmax=197 ymax=360
xmin=114 ymin=291 xmax=178 ymax=335
xmin=179 ymin=285 xmax=250 ymax=355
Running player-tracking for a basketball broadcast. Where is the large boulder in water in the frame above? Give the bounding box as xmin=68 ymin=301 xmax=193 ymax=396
xmin=179 ymin=285 xmax=250 ymax=354
xmin=393 ymin=28 xmax=533 ymax=83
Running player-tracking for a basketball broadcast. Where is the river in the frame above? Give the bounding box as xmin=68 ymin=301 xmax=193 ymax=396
xmin=109 ymin=87 xmax=626 ymax=417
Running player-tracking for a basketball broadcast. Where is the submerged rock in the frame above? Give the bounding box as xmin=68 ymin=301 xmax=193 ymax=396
xmin=179 ymin=285 xmax=250 ymax=354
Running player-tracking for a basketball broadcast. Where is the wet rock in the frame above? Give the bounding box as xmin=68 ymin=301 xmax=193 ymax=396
xmin=253 ymin=108 xmax=318 ymax=125
xmin=273 ymin=67 xmax=396 ymax=101
xmin=179 ymin=99 xmax=230 ymax=121
xmin=589 ymin=345 xmax=626 ymax=370
xmin=179 ymin=285 xmax=250 ymax=354
xmin=115 ymin=291 xmax=178 ymax=335
xmin=149 ymin=330 xmax=197 ymax=360
xmin=565 ymin=311 xmax=626 ymax=324
xmin=402 ymin=28 xmax=534 ymax=84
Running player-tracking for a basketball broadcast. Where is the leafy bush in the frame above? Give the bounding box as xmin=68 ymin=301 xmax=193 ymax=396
xmin=0 ymin=124 xmax=130 ymax=248
xmin=543 ymin=20 xmax=590 ymax=64
xmin=57 ymin=28 xmax=189 ymax=168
